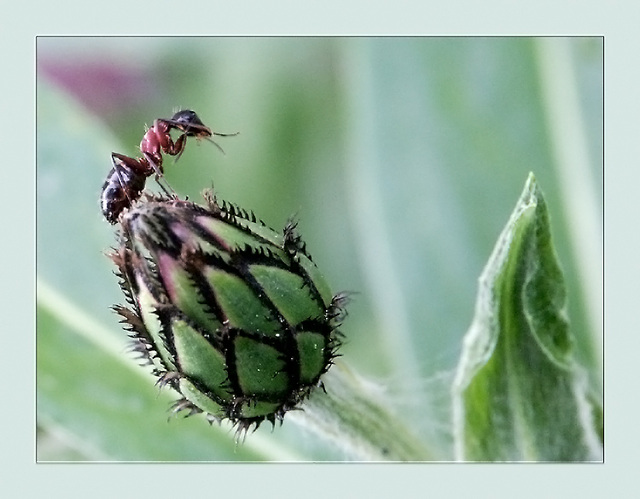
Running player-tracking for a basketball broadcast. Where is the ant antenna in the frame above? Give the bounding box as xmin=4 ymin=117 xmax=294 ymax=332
xmin=205 ymin=131 xmax=240 ymax=155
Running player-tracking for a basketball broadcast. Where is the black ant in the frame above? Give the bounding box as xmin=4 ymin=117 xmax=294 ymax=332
xmin=100 ymin=110 xmax=237 ymax=224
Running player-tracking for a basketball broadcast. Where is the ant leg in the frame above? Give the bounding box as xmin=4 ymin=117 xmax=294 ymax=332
xmin=110 ymin=156 xmax=129 ymax=199
xmin=112 ymin=152 xmax=148 ymax=175
xmin=109 ymin=154 xmax=142 ymax=207
xmin=111 ymin=153 xmax=152 ymax=198
xmin=110 ymin=154 xmax=139 ymax=195
xmin=142 ymin=152 xmax=178 ymax=199
xmin=154 ymin=176 xmax=177 ymax=198
xmin=171 ymin=134 xmax=188 ymax=163
xmin=140 ymin=152 xmax=164 ymax=177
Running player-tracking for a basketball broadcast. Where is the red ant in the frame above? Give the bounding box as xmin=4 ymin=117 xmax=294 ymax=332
xmin=100 ymin=109 xmax=237 ymax=224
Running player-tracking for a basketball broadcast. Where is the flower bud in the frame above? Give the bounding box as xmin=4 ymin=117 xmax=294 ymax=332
xmin=110 ymin=193 xmax=346 ymax=432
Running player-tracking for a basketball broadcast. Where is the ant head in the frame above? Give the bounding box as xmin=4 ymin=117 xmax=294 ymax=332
xmin=167 ymin=110 xmax=212 ymax=138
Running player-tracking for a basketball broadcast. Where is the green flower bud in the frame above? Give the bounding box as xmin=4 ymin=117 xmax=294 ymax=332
xmin=110 ymin=192 xmax=347 ymax=433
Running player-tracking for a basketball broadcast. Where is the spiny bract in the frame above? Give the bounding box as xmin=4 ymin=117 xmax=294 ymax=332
xmin=110 ymin=192 xmax=347 ymax=434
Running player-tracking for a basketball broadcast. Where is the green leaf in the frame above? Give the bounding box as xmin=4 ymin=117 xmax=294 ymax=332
xmin=452 ymin=174 xmax=602 ymax=461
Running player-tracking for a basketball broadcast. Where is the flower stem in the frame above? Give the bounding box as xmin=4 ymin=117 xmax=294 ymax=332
xmin=289 ymin=361 xmax=433 ymax=461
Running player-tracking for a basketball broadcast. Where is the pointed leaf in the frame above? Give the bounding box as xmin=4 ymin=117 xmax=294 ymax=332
xmin=452 ymin=173 xmax=602 ymax=461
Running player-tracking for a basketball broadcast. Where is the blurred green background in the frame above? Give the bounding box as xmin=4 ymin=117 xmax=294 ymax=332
xmin=36 ymin=37 xmax=602 ymax=461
